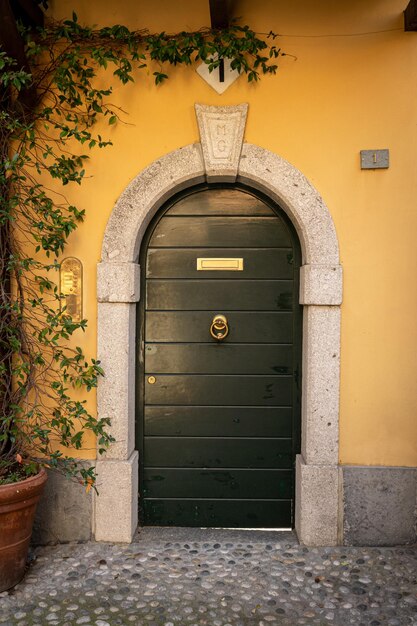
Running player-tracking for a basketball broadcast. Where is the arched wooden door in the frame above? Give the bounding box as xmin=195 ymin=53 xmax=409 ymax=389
xmin=138 ymin=186 xmax=302 ymax=528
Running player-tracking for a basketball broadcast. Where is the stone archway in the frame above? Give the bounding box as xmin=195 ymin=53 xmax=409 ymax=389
xmin=94 ymin=105 xmax=343 ymax=546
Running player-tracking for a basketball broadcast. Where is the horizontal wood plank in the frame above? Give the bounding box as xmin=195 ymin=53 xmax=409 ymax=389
xmin=143 ymin=468 xmax=293 ymax=499
xmin=144 ymin=375 xmax=293 ymax=406
xmin=149 ymin=217 xmax=292 ymax=247
xmin=146 ymin=280 xmax=293 ymax=311
xmin=145 ymin=311 xmax=294 ymax=343
xmin=144 ymin=406 xmax=293 ymax=437
xmin=146 ymin=248 xmax=294 ymax=279
xmin=167 ymin=189 xmax=275 ymax=216
xmin=144 ymin=343 xmax=293 ymax=374
xmin=142 ymin=498 xmax=292 ymax=527
xmin=143 ymin=436 xmax=292 ymax=468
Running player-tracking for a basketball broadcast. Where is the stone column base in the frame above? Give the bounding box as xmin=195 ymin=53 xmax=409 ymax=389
xmin=295 ymin=455 xmax=340 ymax=546
xmin=93 ymin=451 xmax=138 ymax=542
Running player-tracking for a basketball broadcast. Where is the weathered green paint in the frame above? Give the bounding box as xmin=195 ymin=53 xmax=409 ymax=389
xmin=143 ymin=499 xmax=292 ymax=528
xmin=145 ymin=375 xmax=293 ymax=406
xmin=150 ymin=215 xmax=290 ymax=247
xmin=145 ymin=311 xmax=294 ymax=343
xmin=143 ymin=469 xmax=293 ymax=498
xmin=144 ymin=344 xmax=293 ymax=374
xmin=166 ymin=188 xmax=275 ymax=216
xmin=147 ymin=248 xmax=294 ymax=279
xmin=144 ymin=437 xmax=292 ymax=468
xmin=150 ymin=216 xmax=292 ymax=247
xmin=146 ymin=279 xmax=293 ymax=311
xmin=144 ymin=406 xmax=293 ymax=438
xmin=137 ymin=186 xmax=302 ymax=528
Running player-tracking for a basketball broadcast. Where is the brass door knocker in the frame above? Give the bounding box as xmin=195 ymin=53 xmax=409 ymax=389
xmin=210 ymin=314 xmax=229 ymax=341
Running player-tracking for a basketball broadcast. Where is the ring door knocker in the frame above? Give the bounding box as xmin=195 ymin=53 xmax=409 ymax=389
xmin=210 ymin=314 xmax=229 ymax=341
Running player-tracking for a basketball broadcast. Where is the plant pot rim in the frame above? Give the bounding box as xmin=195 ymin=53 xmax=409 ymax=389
xmin=0 ymin=467 xmax=47 ymax=505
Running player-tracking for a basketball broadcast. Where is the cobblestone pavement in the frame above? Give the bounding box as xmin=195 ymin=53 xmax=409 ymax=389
xmin=0 ymin=528 xmax=416 ymax=626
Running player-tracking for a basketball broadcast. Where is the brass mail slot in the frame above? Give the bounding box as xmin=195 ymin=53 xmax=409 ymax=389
xmin=197 ymin=258 xmax=244 ymax=271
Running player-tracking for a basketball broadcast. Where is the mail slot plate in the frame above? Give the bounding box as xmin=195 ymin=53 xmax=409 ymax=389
xmin=197 ymin=257 xmax=244 ymax=271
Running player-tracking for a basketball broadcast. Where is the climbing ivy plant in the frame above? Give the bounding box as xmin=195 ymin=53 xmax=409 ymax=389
xmin=0 ymin=12 xmax=284 ymax=487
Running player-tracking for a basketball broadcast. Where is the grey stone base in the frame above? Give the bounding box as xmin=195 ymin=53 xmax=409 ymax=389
xmin=295 ymin=455 xmax=340 ymax=546
xmin=33 ymin=467 xmax=92 ymax=545
xmin=93 ymin=451 xmax=139 ymax=543
xmin=342 ymin=465 xmax=417 ymax=546
xmin=33 ymin=460 xmax=417 ymax=547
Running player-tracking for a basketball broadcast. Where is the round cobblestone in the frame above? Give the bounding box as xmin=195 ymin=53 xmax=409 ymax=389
xmin=0 ymin=529 xmax=415 ymax=626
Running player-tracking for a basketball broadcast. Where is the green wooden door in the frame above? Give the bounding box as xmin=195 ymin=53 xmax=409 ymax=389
xmin=139 ymin=187 xmax=301 ymax=528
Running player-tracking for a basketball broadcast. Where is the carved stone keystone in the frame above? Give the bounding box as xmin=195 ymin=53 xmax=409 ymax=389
xmin=195 ymin=103 xmax=248 ymax=182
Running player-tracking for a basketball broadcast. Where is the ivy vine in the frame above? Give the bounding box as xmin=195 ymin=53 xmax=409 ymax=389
xmin=0 ymin=13 xmax=284 ymax=488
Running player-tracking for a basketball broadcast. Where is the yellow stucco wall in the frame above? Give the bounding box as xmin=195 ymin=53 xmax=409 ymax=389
xmin=48 ymin=0 xmax=417 ymax=466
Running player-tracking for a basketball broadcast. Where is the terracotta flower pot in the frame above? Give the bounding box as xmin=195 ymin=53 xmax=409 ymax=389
xmin=0 ymin=468 xmax=47 ymax=591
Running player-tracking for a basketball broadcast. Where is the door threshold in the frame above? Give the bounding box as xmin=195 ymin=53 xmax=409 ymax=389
xmin=136 ymin=526 xmax=298 ymax=544
xmin=207 ymin=526 xmax=292 ymax=533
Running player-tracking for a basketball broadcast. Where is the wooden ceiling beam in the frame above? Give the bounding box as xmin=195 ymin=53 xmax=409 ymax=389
xmin=404 ymin=0 xmax=417 ymax=30
xmin=209 ymin=0 xmax=235 ymax=82
xmin=0 ymin=0 xmax=40 ymax=111
xmin=11 ymin=0 xmax=44 ymax=28
xmin=209 ymin=0 xmax=234 ymax=29
xmin=0 ymin=0 xmax=30 ymax=70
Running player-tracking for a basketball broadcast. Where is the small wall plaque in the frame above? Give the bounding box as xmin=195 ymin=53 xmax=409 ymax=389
xmin=196 ymin=55 xmax=241 ymax=94
xmin=60 ymin=257 xmax=82 ymax=322
xmin=197 ymin=257 xmax=244 ymax=271
xmin=360 ymin=149 xmax=389 ymax=169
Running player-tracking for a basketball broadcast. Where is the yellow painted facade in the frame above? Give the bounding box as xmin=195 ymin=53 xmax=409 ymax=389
xmin=48 ymin=0 xmax=417 ymax=467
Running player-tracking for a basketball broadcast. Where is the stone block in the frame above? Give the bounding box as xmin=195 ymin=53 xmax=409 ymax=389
xmin=97 ymin=262 xmax=140 ymax=303
xmin=300 ymin=264 xmax=343 ymax=305
xmin=94 ymin=452 xmax=138 ymax=543
xmin=342 ymin=466 xmax=417 ymax=545
xmin=295 ymin=455 xmax=340 ymax=546
xmin=301 ymin=306 xmax=340 ymax=465
xmin=33 ymin=467 xmax=92 ymax=544
xmin=97 ymin=302 xmax=136 ymax=460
